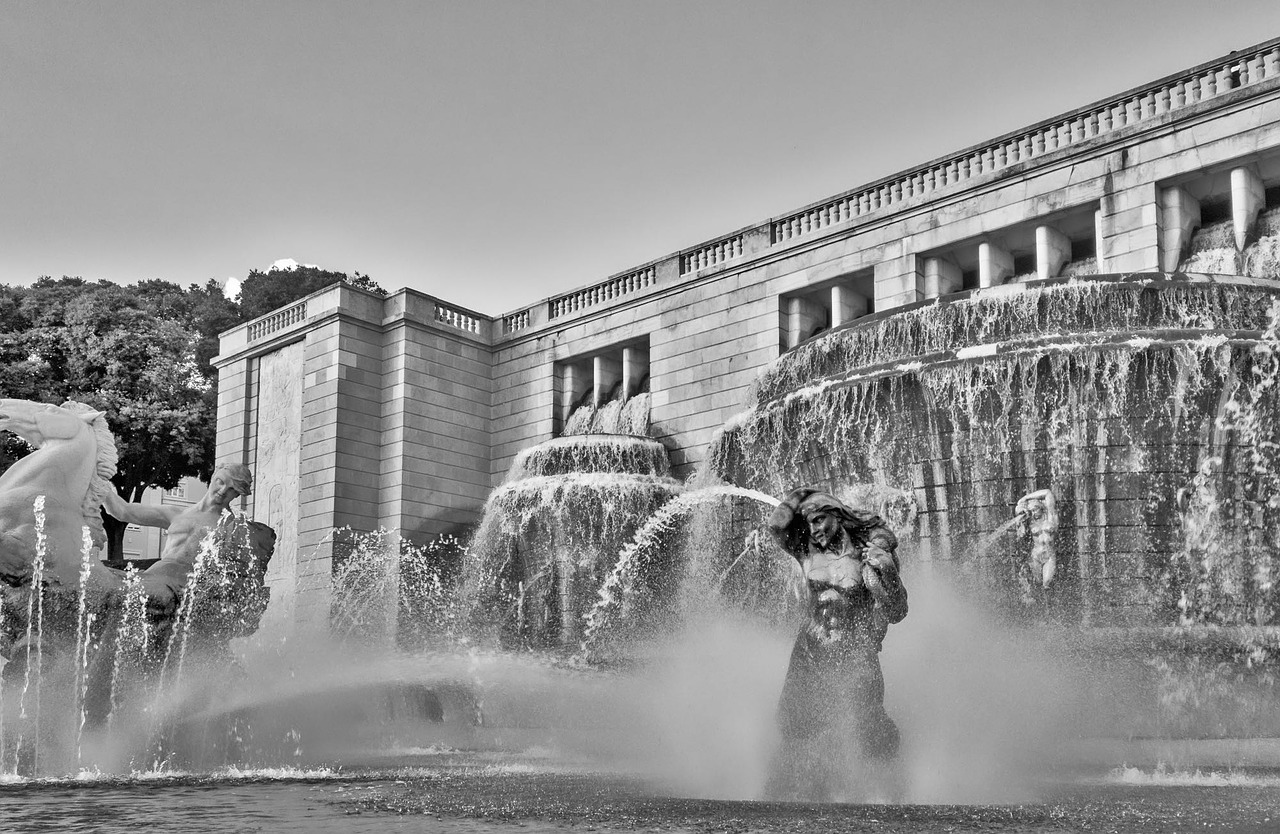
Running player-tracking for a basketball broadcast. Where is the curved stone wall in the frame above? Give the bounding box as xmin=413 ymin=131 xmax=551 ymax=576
xmin=704 ymin=274 xmax=1280 ymax=627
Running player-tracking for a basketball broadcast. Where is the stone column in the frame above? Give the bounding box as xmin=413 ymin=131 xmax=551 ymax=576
xmin=560 ymin=362 xmax=589 ymax=425
xmin=622 ymin=345 xmax=649 ymax=397
xmin=1159 ymin=186 xmax=1201 ymax=272
xmin=1232 ymin=166 xmax=1265 ymax=251
xmin=923 ymin=256 xmax=963 ymax=299
xmin=593 ymin=354 xmax=622 ymax=406
xmin=978 ymin=240 xmax=1014 ymax=287
xmin=830 ymin=284 xmax=869 ymax=327
xmin=785 ymin=295 xmax=827 ymax=349
xmin=1036 ymin=225 xmax=1072 ymax=280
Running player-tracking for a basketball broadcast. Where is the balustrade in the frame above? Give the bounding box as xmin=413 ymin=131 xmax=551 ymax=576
xmin=548 ymin=264 xmax=658 ymax=319
xmin=246 ymin=301 xmax=307 ymax=342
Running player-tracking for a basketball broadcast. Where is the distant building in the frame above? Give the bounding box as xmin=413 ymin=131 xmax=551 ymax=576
xmin=118 ymin=476 xmax=206 ymax=567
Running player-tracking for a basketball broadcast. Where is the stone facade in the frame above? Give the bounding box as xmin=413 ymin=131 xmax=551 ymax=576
xmin=216 ymin=38 xmax=1280 ymax=629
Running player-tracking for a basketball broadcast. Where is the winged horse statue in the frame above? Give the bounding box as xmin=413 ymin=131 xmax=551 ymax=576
xmin=0 ymin=399 xmax=123 ymax=590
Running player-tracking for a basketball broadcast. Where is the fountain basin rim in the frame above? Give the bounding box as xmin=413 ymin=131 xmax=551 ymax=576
xmin=752 ymin=326 xmax=1265 ymax=410
xmin=521 ymin=433 xmax=666 ymax=447
xmin=484 ymin=472 xmax=683 ymax=504
xmin=782 ymin=271 xmax=1280 ymax=358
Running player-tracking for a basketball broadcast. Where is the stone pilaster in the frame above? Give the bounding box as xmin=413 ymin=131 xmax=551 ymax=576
xmin=1159 ymin=186 xmax=1201 ymax=271
xmin=1036 ymin=225 xmax=1072 ymax=280
xmin=1232 ymin=166 xmax=1265 ymax=250
xmin=978 ymin=240 xmax=1013 ymax=287
xmin=923 ymin=256 xmax=963 ymax=299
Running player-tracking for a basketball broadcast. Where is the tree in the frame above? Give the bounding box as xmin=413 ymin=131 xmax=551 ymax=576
xmin=0 ymin=278 xmax=223 ymax=561
xmin=238 ymin=265 xmax=386 ymax=321
xmin=1 ymin=263 xmax=383 ymax=560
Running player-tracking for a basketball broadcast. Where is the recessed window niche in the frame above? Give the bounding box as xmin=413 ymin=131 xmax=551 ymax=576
xmin=554 ymin=337 xmax=651 ymax=436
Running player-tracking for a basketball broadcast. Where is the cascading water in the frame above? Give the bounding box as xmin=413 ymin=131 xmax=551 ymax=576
xmin=1179 ymin=205 xmax=1280 ymax=278
xmin=701 ymin=272 xmax=1280 ymax=738
xmin=563 ymin=392 xmax=652 ymax=436
xmin=462 ymin=433 xmax=681 ymax=649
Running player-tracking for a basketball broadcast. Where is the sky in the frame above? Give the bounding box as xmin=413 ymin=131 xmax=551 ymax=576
xmin=4 ymin=1 xmax=1280 ymax=317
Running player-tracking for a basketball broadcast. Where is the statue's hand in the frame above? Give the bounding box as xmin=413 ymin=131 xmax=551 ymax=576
xmin=862 ymin=545 xmax=898 ymax=578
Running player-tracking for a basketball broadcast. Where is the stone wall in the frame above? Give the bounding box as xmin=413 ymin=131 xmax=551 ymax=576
xmin=215 ymin=38 xmax=1280 ymax=631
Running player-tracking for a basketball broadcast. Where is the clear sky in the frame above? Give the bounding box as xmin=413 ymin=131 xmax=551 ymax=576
xmin=4 ymin=1 xmax=1280 ymax=316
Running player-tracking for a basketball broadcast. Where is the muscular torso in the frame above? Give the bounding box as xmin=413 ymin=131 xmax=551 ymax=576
xmin=160 ymin=506 xmax=225 ymax=564
xmin=800 ymin=544 xmax=883 ymax=652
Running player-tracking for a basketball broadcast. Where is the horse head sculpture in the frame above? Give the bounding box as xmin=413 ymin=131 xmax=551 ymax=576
xmin=0 ymin=399 xmax=119 ymax=587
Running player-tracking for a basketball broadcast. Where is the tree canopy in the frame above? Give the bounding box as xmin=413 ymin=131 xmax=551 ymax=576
xmin=238 ymin=266 xmax=386 ymax=321
xmin=0 ymin=266 xmax=385 ymax=561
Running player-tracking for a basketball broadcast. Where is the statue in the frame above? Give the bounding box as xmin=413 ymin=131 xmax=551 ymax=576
xmin=0 ymin=399 xmax=120 ymax=588
xmin=765 ymin=487 xmax=908 ymax=799
xmin=1014 ymin=488 xmax=1058 ymax=605
xmin=101 ymin=462 xmax=259 ymax=609
xmin=0 ymin=399 xmax=273 ymax=676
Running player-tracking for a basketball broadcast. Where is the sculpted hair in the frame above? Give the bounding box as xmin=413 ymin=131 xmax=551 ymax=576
xmin=215 ymin=462 xmax=253 ymax=496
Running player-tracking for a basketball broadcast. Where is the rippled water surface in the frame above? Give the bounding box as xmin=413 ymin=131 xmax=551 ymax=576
xmin=2 ymin=764 xmax=1278 ymax=834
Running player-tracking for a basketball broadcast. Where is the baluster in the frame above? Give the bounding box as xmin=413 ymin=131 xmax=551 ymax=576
xmin=1172 ymin=82 xmax=1186 ymax=108
xmin=1203 ymin=70 xmax=1217 ymax=97
xmin=1266 ymin=48 xmax=1280 ymax=77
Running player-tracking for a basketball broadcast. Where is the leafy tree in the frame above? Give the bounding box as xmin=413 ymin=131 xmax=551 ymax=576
xmin=0 ymin=278 xmax=222 ymax=560
xmin=0 ymin=264 xmax=381 ymax=561
xmin=238 ymin=266 xmax=386 ymax=321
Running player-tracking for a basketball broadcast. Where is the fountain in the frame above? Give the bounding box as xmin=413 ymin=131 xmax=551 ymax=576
xmin=701 ymin=273 xmax=1280 ymax=745
xmin=460 ymin=389 xmax=683 ymax=650
xmin=0 ymin=400 xmax=274 ymax=776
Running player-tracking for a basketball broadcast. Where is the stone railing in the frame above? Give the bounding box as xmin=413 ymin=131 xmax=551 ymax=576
xmin=246 ymin=300 xmax=307 ymax=342
xmin=434 ymin=301 xmax=483 ymax=334
xmin=502 ymin=308 xmax=532 ymax=334
xmin=770 ymin=40 xmax=1280 ymax=245
xmin=680 ymin=234 xmax=745 ymax=274
xmin=548 ymin=265 xmax=658 ymax=319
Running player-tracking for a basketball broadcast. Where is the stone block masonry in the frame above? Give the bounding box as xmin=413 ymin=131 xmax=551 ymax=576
xmin=216 ymin=37 xmax=1280 ymax=632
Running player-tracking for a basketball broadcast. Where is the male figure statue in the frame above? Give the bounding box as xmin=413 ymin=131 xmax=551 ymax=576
xmin=766 ymin=487 xmax=908 ymax=799
xmin=101 ymin=463 xmax=253 ymax=600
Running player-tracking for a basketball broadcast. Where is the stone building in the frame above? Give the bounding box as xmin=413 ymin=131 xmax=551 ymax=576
xmin=216 ymin=38 xmax=1280 ymax=629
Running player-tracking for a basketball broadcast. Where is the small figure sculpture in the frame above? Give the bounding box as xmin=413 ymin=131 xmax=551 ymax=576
xmin=1014 ymin=488 xmax=1058 ymax=604
xmin=766 ymin=487 xmax=908 ymax=799
xmin=101 ymin=463 xmax=258 ymax=609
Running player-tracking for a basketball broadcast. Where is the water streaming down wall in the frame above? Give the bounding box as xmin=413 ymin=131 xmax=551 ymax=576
xmin=1179 ymin=206 xmax=1280 ymax=278
xmin=702 ymin=274 xmax=1280 ymax=630
xmin=461 ymin=433 xmax=681 ymax=649
xmin=563 ymin=392 xmax=652 ymax=436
